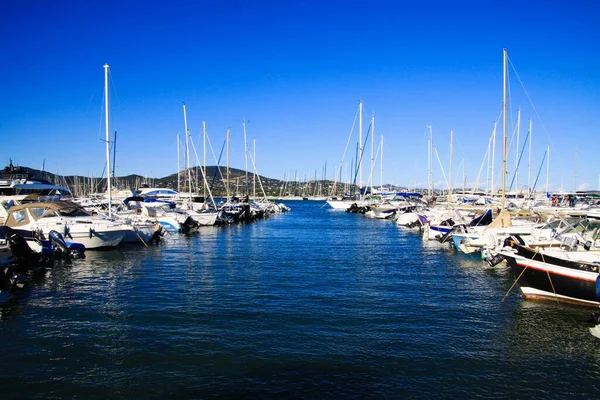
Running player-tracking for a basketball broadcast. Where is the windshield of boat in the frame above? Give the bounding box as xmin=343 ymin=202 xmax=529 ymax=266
xmin=56 ymin=207 xmax=90 ymax=217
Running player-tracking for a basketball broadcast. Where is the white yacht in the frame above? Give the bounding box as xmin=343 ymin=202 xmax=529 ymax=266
xmin=4 ymin=201 xmax=130 ymax=249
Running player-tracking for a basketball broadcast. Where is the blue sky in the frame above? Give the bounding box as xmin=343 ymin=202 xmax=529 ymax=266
xmin=1 ymin=0 xmax=599 ymax=191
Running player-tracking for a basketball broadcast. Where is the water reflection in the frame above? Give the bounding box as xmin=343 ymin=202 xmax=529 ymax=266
xmin=3 ymin=201 xmax=600 ymax=399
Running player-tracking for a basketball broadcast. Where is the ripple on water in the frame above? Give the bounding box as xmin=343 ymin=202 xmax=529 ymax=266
xmin=2 ymin=201 xmax=600 ymax=399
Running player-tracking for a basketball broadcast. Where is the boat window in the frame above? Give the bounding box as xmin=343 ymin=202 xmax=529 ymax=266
xmin=546 ymin=219 xmax=562 ymax=230
xmin=56 ymin=207 xmax=90 ymax=217
xmin=13 ymin=210 xmax=27 ymax=223
xmin=30 ymin=207 xmax=47 ymax=219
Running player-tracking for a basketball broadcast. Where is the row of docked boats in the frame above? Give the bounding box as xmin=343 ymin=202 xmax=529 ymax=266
xmin=0 ymin=161 xmax=290 ymax=301
xmin=328 ymin=190 xmax=600 ymax=334
xmin=323 ymin=48 xmax=600 ymax=337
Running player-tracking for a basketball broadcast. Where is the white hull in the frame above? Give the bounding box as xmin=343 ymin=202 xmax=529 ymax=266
xmin=520 ymin=286 xmax=600 ymax=308
xmin=326 ymin=200 xmax=352 ymax=210
xmin=28 ymin=219 xmax=129 ymax=249
xmin=188 ymin=211 xmax=219 ymax=226
xmin=120 ymin=224 xmax=158 ymax=244
xmin=395 ymin=212 xmax=420 ymax=227
xmin=590 ymin=324 xmax=600 ymax=339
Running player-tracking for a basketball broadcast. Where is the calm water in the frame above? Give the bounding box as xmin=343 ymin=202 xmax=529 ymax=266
xmin=2 ymin=201 xmax=600 ymax=399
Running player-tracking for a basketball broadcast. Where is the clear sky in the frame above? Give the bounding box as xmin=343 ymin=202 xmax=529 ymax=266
xmin=2 ymin=0 xmax=599 ymax=192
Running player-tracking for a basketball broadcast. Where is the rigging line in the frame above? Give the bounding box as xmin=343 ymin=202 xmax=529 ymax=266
xmin=508 ymin=131 xmax=530 ymax=191
xmin=531 ymin=148 xmax=548 ymax=195
xmin=209 ymin=139 xmax=226 ymax=193
xmin=433 ymin=147 xmax=450 ymax=192
xmin=98 ymin=88 xmax=105 ymax=141
xmin=333 ymin=104 xmax=360 ymax=193
xmin=109 ymin=70 xmax=122 ymax=116
xmin=472 ymin=133 xmax=491 ymax=193
xmin=507 ymin=55 xmax=553 ymax=146
xmin=205 ymin=130 xmax=226 ymax=192
xmin=188 ymin=135 xmax=218 ymax=209
xmin=351 ymin=121 xmax=372 ymax=187
xmin=506 ymin=109 xmax=521 ymax=171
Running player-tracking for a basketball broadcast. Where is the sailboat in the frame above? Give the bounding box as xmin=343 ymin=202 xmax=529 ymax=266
xmin=327 ymin=101 xmax=369 ymax=210
xmin=448 ymin=49 xmax=538 ymax=251
xmin=100 ymin=64 xmax=163 ymax=244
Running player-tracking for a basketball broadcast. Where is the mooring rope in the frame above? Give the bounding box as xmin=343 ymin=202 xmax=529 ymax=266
xmin=502 ymin=244 xmax=539 ymax=303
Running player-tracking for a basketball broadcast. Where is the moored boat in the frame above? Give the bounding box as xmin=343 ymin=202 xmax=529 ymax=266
xmin=497 ymin=235 xmax=600 ymax=307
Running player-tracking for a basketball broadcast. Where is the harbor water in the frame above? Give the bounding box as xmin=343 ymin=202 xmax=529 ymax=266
xmin=2 ymin=201 xmax=600 ymax=398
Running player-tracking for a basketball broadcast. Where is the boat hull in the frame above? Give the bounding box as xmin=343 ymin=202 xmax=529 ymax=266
xmin=502 ymin=243 xmax=600 ymax=307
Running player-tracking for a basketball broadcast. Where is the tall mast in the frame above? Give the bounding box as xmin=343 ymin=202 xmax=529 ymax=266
xmin=462 ymin=157 xmax=466 ymax=194
xmin=427 ymin=125 xmax=433 ymax=198
xmin=515 ymin=107 xmax=521 ymax=193
xmin=502 ymin=48 xmax=508 ymax=210
xmin=203 ymin=121 xmax=207 ymax=199
xmin=103 ymin=64 xmax=112 ymax=218
xmin=183 ymin=103 xmax=191 ymax=195
xmin=243 ymin=119 xmax=249 ymax=195
xmin=177 ymin=134 xmax=181 ymax=192
xmin=528 ymin=118 xmax=533 ymax=194
xmin=112 ymin=131 xmax=117 ymax=186
xmin=253 ymin=137 xmax=256 ymax=199
xmin=370 ymin=113 xmax=375 ymax=194
xmin=380 ymin=135 xmax=384 ymax=190
xmin=226 ymin=129 xmax=230 ymax=199
xmin=358 ymin=100 xmax=363 ymax=192
xmin=545 ymin=145 xmax=550 ymax=194
xmin=448 ymin=130 xmax=453 ymax=205
xmin=491 ymin=122 xmax=497 ymax=197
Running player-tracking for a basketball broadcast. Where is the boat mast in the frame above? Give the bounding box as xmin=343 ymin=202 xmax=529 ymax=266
xmin=243 ymin=119 xmax=249 ymax=196
xmin=462 ymin=157 xmax=466 ymax=194
xmin=253 ymin=137 xmax=256 ymax=199
xmin=103 ymin=64 xmax=112 ymax=218
xmin=491 ymin=121 xmax=497 ymax=198
xmin=380 ymin=135 xmax=384 ymax=190
xmin=448 ymin=130 xmax=453 ymax=205
xmin=183 ymin=103 xmax=192 ymax=196
xmin=226 ymin=129 xmax=230 ymax=199
xmin=358 ymin=100 xmax=363 ymax=194
xmin=177 ymin=133 xmax=181 ymax=192
xmin=370 ymin=113 xmax=375 ymax=195
xmin=515 ymin=107 xmax=520 ymax=194
xmin=112 ymin=131 xmax=117 ymax=187
xmin=427 ymin=125 xmax=433 ymax=198
xmin=545 ymin=145 xmax=550 ymax=194
xmin=203 ymin=121 xmax=207 ymax=200
xmin=501 ymin=47 xmax=507 ymax=210
xmin=528 ymin=118 xmax=533 ymax=195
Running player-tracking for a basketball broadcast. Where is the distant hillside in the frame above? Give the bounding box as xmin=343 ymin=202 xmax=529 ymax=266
xmin=9 ymin=162 xmax=422 ymax=198
xmin=9 ymin=163 xmax=348 ymax=197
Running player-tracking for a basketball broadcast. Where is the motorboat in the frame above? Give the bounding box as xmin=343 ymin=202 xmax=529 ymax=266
xmin=4 ymin=201 xmax=130 ymax=249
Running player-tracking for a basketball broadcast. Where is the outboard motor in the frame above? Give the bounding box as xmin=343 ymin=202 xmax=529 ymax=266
xmin=1 ymin=265 xmax=24 ymax=294
xmin=49 ymin=230 xmax=69 ymax=254
xmin=438 ymin=224 xmax=466 ymax=244
xmin=183 ymin=216 xmax=199 ymax=231
xmin=49 ymin=230 xmax=85 ymax=259
xmin=6 ymin=232 xmax=35 ymax=259
xmin=484 ymin=251 xmax=505 ymax=267
xmin=148 ymin=223 xmax=165 ymax=244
